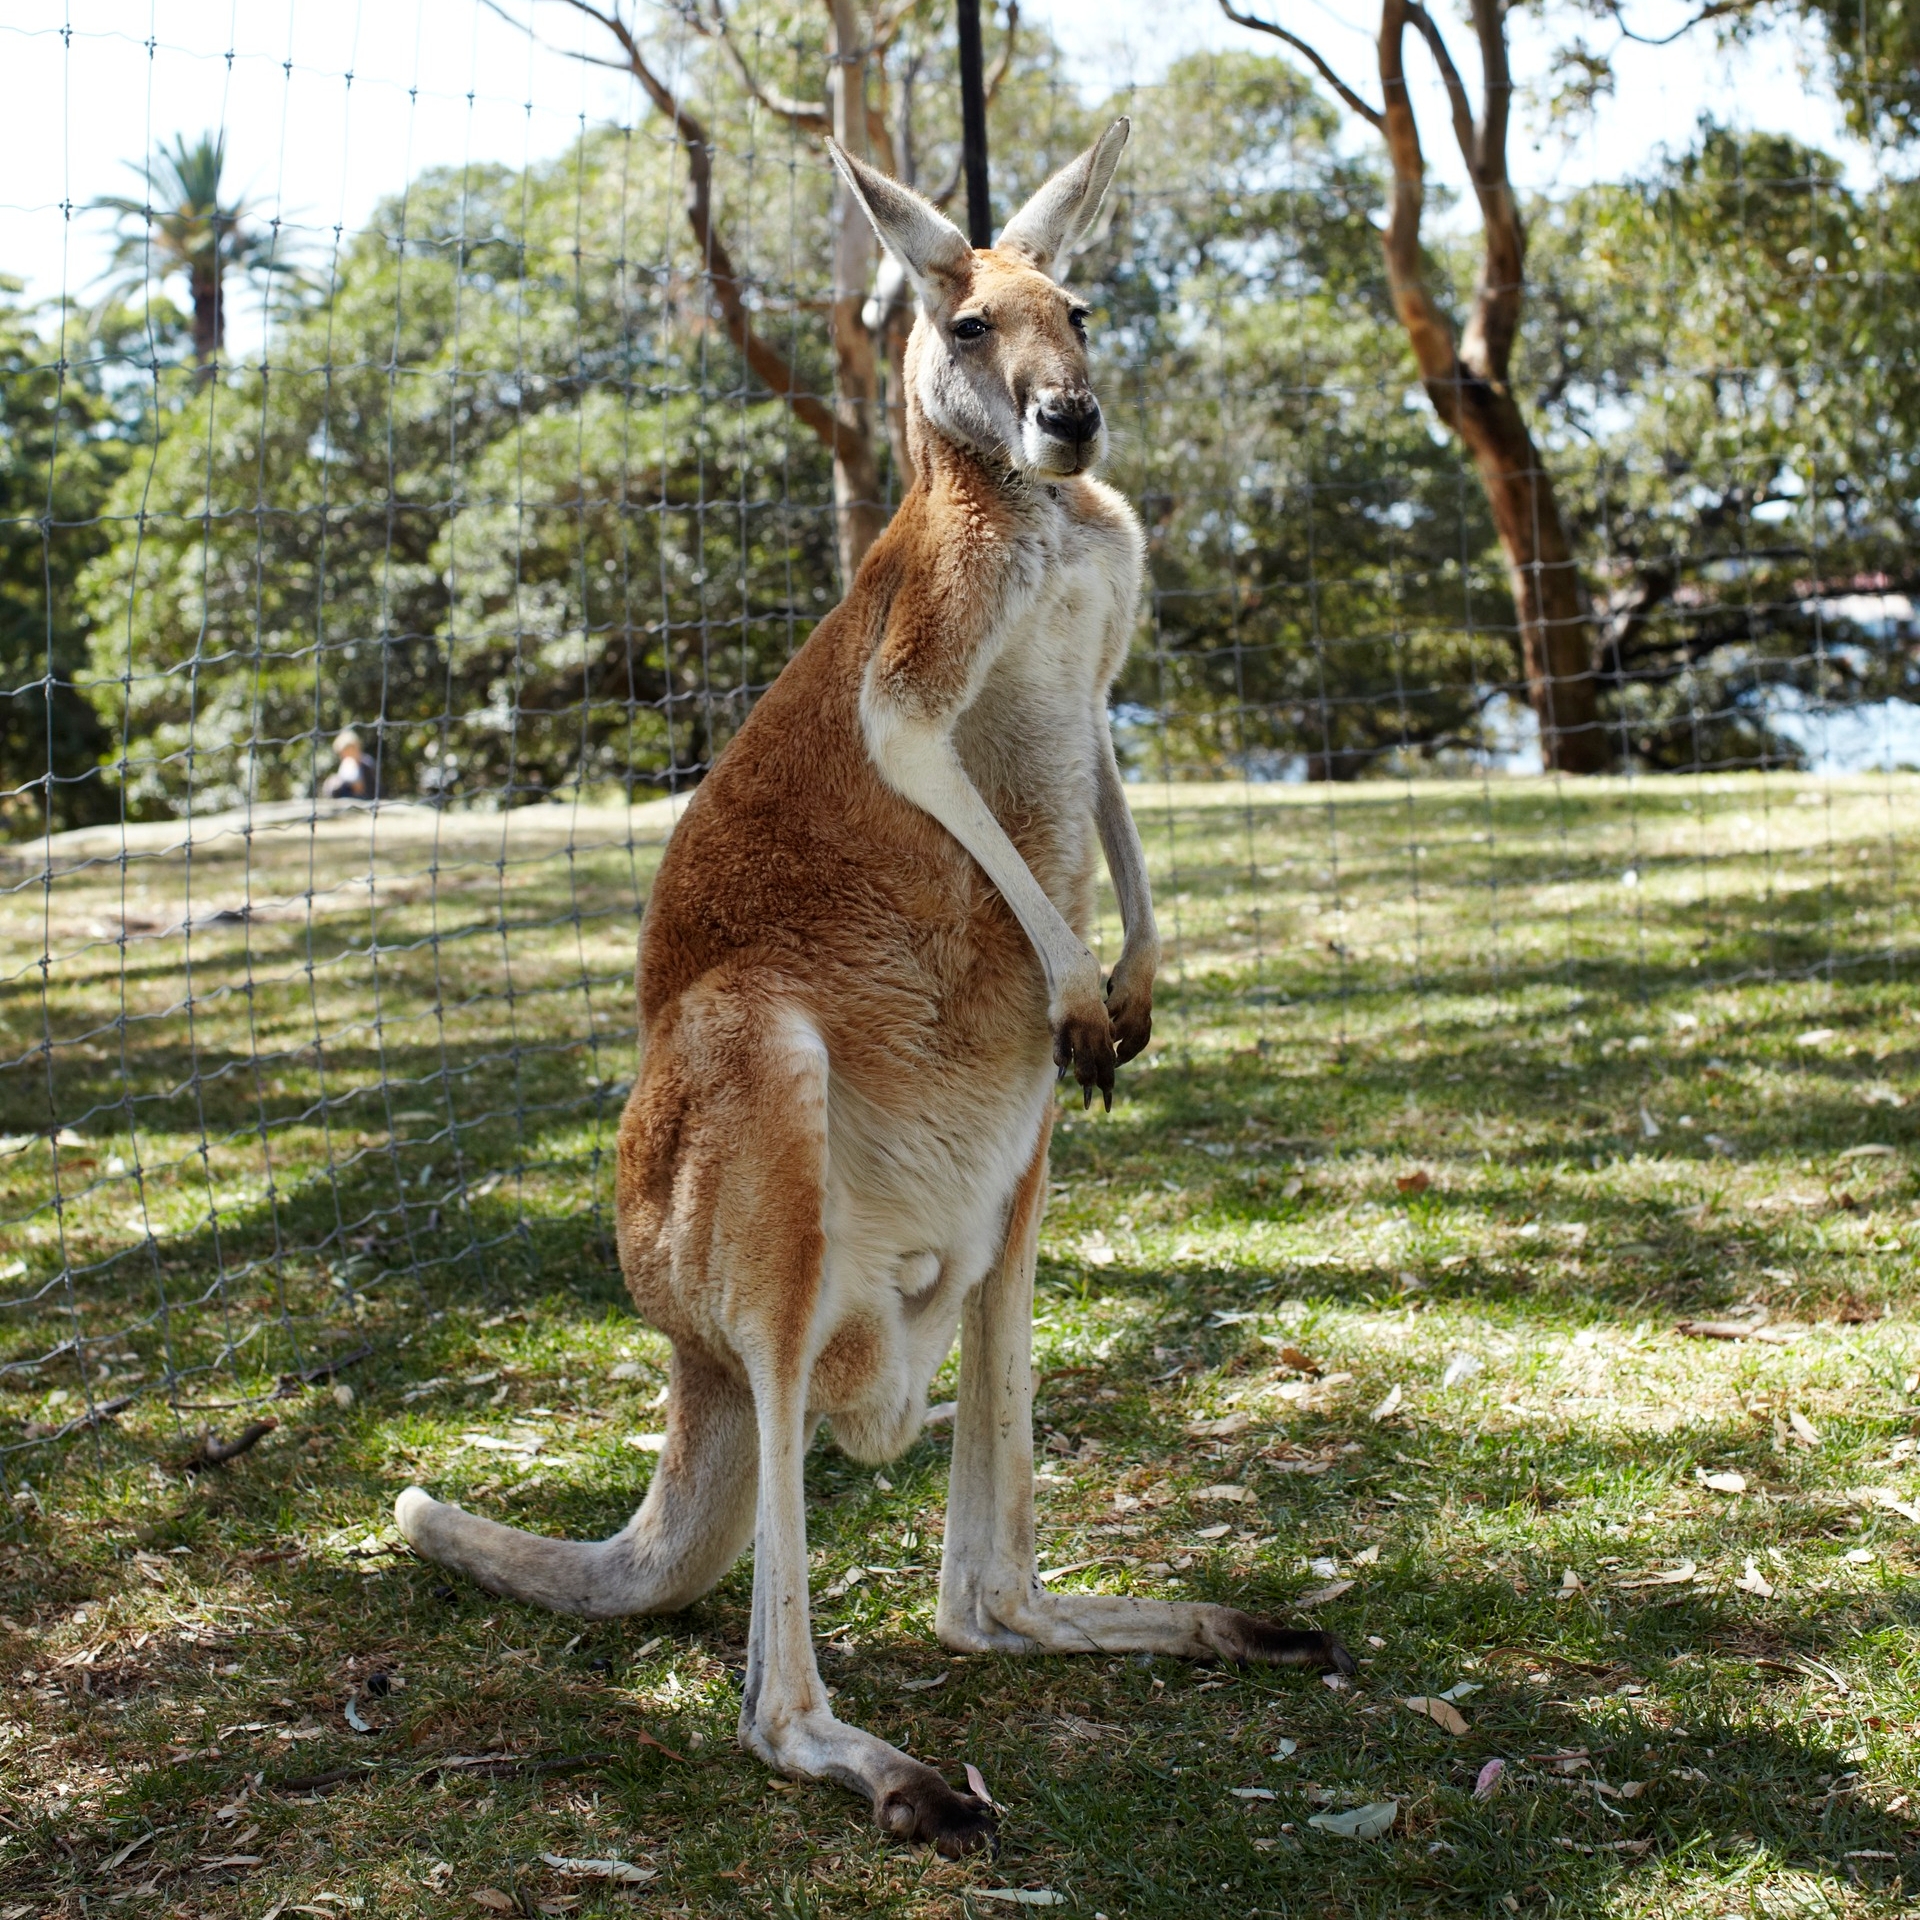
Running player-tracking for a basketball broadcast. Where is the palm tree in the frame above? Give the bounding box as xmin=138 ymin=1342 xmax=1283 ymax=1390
xmin=93 ymin=134 xmax=289 ymax=372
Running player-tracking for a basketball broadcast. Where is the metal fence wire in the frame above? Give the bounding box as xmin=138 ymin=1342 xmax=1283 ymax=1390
xmin=0 ymin=1 xmax=1914 ymax=1497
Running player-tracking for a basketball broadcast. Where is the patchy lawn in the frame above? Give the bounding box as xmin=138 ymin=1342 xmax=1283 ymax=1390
xmin=0 ymin=773 xmax=1915 ymax=1917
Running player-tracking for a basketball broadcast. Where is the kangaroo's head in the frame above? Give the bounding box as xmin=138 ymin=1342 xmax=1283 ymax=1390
xmin=829 ymin=122 xmax=1129 ymax=480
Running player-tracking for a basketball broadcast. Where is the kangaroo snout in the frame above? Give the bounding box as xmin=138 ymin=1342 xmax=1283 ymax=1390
xmin=1026 ymin=388 xmax=1104 ymax=474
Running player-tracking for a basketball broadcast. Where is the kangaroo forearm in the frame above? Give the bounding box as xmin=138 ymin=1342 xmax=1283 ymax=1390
xmin=863 ymin=703 xmax=1091 ymax=1000
xmin=1093 ymin=728 xmax=1159 ymax=964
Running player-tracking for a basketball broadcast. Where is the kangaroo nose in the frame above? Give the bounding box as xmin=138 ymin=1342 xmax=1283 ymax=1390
xmin=1036 ymin=393 xmax=1101 ymax=445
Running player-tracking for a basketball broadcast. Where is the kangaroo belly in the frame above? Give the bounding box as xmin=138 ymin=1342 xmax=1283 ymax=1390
xmin=808 ymin=1063 xmax=1052 ymax=1461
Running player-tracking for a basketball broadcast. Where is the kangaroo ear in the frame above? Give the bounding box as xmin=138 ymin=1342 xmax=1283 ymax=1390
xmin=826 ymin=142 xmax=972 ymax=307
xmin=996 ymin=119 xmax=1129 ymax=278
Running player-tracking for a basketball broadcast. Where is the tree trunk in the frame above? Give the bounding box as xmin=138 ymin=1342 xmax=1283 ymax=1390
xmin=828 ymin=0 xmax=889 ymax=582
xmin=1446 ymin=377 xmax=1607 ymax=773
xmin=190 ymin=261 xmax=222 ymax=374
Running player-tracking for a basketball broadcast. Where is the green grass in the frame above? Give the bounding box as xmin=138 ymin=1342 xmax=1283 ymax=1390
xmin=0 ymin=772 xmax=1915 ymax=1918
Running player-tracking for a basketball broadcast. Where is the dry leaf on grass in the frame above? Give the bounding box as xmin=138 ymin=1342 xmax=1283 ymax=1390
xmin=1675 ymin=1320 xmax=1792 ymax=1345
xmin=1735 ymin=1557 xmax=1775 ymax=1597
xmin=1473 ymin=1759 xmax=1505 ymax=1800
xmin=969 ymin=1892 xmax=1065 ymax=1908
xmin=1855 ymin=1486 xmax=1920 ymax=1524
xmin=1699 ymin=1470 xmax=1747 ymax=1494
xmin=539 ymin=1855 xmax=655 ymax=1884
xmin=1403 ymin=1696 xmax=1470 ymax=1735
xmin=1307 ymin=1801 xmax=1398 ymax=1839
xmin=1396 ymin=1170 xmax=1431 ymax=1195
xmin=1559 ymin=1568 xmax=1584 ymax=1596
xmin=471 ymin=1895 xmax=515 ymax=1914
xmin=1231 ymin=1786 xmax=1277 ymax=1800
xmin=1297 ymin=1579 xmax=1355 ymax=1607
xmin=1187 ymin=1413 xmax=1255 ymax=1439
xmin=1370 ymin=1385 xmax=1404 ymax=1422
xmin=1194 ymin=1523 xmax=1233 ymax=1541
xmin=1274 ymin=1344 xmax=1323 ymax=1375
xmin=1352 ymin=1545 xmax=1380 ymax=1565
xmin=1789 ymin=1410 xmax=1821 ymax=1447
xmin=1615 ymin=1559 xmax=1696 ymax=1589
xmin=1194 ymin=1483 xmax=1256 ymax=1504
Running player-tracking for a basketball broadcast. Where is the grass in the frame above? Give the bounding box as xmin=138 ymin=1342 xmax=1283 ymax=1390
xmin=0 ymin=770 xmax=1915 ymax=1918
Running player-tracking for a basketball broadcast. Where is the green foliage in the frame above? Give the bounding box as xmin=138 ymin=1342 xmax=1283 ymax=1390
xmin=77 ymin=132 xmax=837 ymax=815
xmin=0 ymin=22 xmax=1916 ymax=823
xmin=0 ymin=282 xmax=125 ymax=832
xmin=1524 ymin=123 xmax=1920 ymax=768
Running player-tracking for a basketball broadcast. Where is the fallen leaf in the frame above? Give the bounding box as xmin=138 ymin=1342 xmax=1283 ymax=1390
xmin=1796 ymin=1028 xmax=1837 ymax=1048
xmin=1617 ymin=1780 xmax=1647 ymax=1799
xmin=1616 ymin=1559 xmax=1697 ymax=1589
xmin=472 ymin=1895 xmax=515 ymax=1914
xmin=538 ymin=1855 xmax=655 ymax=1885
xmin=1837 ymin=1143 xmax=1895 ymax=1160
xmin=1396 ymin=1170 xmax=1431 ymax=1196
xmin=1297 ymin=1579 xmax=1355 ymax=1607
xmin=99 ymin=1831 xmax=160 ymax=1874
xmin=1675 ymin=1320 xmax=1791 ymax=1345
xmin=344 ymin=1696 xmax=374 ymax=1734
xmin=1352 ymin=1545 xmax=1380 ymax=1566
xmin=1276 ymin=1345 xmax=1322 ymax=1376
xmin=900 ymin=1674 xmax=947 ymax=1692
xmin=1308 ymin=1556 xmax=1339 ymax=1577
xmin=1320 ymin=1672 xmax=1350 ymax=1691
xmin=1855 ymin=1486 xmax=1920 ymax=1524
xmin=1403 ymin=1696 xmax=1470 ymax=1735
xmin=1735 ymin=1557 xmax=1775 ymax=1597
xmin=1699 ymin=1470 xmax=1747 ymax=1494
xmin=1789 ymin=1410 xmax=1821 ymax=1447
xmin=1559 ymin=1567 xmax=1584 ymax=1595
xmin=968 ymin=1893 xmax=1065 ymax=1908
xmin=623 ymin=1433 xmax=666 ymax=1452
xmin=1307 ymin=1800 xmax=1398 ymax=1839
xmin=1187 ymin=1413 xmax=1255 ymax=1439
xmin=1231 ymin=1786 xmax=1277 ymax=1801
xmin=1193 ymin=1523 xmax=1233 ymax=1542
xmin=1473 ymin=1758 xmax=1505 ymax=1800
xmin=1271 ymin=1738 xmax=1299 ymax=1759
xmin=1369 ymin=1385 xmax=1403 ymax=1422
xmin=198 ymin=1857 xmax=264 ymax=1873
xmin=1437 ymin=1682 xmax=1482 ymax=1703
xmin=1194 ymin=1484 xmax=1256 ymax=1504
xmin=1441 ymin=1354 xmax=1482 ymax=1389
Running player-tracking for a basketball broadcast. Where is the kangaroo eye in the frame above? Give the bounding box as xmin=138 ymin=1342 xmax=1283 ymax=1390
xmin=951 ymin=314 xmax=990 ymax=342
xmin=1069 ymin=308 xmax=1090 ymax=335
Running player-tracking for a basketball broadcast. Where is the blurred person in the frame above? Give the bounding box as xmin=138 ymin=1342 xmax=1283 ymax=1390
xmin=319 ymin=728 xmax=376 ymax=801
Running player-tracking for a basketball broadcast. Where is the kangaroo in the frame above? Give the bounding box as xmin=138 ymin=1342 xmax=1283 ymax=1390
xmin=395 ymin=121 xmax=1354 ymax=1858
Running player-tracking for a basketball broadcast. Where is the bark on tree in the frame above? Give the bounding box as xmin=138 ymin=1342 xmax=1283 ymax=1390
xmin=1222 ymin=0 xmax=1609 ymax=772
xmin=827 ymin=0 xmax=890 ymax=581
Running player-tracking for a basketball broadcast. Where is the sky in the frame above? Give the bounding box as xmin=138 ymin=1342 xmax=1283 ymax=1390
xmin=0 ymin=0 xmax=1869 ymax=346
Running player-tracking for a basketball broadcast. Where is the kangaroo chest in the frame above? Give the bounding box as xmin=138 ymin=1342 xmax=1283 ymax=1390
xmin=952 ymin=497 xmax=1134 ymax=917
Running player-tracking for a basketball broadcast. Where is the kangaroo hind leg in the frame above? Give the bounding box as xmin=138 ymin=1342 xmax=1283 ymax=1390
xmin=395 ymin=1341 xmax=756 ymax=1618
xmin=666 ymin=992 xmax=994 ymax=1856
xmin=938 ymin=1114 xmax=1354 ymax=1673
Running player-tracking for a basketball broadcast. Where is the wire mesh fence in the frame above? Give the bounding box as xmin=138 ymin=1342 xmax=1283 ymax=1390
xmin=0 ymin=1 xmax=1914 ymax=1501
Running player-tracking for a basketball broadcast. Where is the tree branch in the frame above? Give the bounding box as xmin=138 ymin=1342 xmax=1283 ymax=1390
xmin=697 ymin=0 xmax=829 ymax=131
xmin=1217 ymin=1 xmax=1384 ymax=129
xmin=1400 ymin=2 xmax=1476 ymax=173
xmin=1456 ymin=0 xmax=1523 ymax=381
xmin=1607 ymin=0 xmax=1766 ymax=45
xmin=526 ymin=0 xmax=858 ymax=464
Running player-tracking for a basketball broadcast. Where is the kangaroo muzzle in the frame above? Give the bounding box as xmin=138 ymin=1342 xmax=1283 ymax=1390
xmin=1024 ymin=388 xmax=1105 ymax=475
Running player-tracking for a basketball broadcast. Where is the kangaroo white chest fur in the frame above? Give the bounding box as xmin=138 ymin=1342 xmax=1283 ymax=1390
xmin=396 ymin=120 xmax=1351 ymax=1863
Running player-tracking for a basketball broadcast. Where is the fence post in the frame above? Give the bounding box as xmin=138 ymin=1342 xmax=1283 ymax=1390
xmin=956 ymin=0 xmax=992 ymax=248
